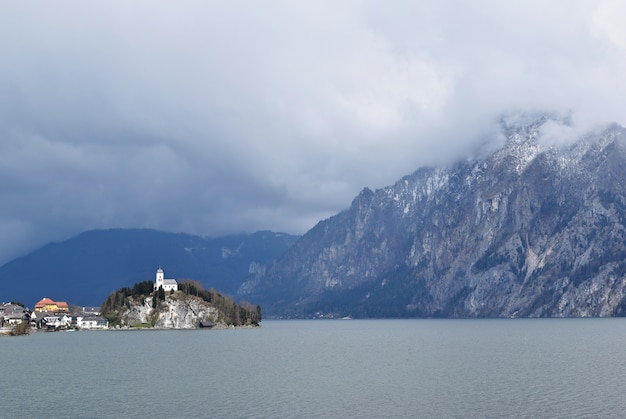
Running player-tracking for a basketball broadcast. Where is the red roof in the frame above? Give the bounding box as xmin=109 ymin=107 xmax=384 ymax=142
xmin=35 ymin=298 xmax=55 ymax=308
xmin=34 ymin=298 xmax=68 ymax=309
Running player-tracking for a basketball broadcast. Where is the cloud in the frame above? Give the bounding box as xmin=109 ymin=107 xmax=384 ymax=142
xmin=0 ymin=1 xmax=626 ymax=264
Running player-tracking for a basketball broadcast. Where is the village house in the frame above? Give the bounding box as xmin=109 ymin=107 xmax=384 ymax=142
xmin=153 ymin=267 xmax=178 ymax=292
xmin=34 ymin=298 xmax=69 ymax=312
xmin=75 ymin=316 xmax=109 ymax=329
xmin=1 ymin=303 xmax=30 ymax=326
xmin=2 ymin=300 xmax=110 ymax=331
xmin=78 ymin=306 xmax=101 ymax=315
xmin=29 ymin=310 xmax=70 ymax=329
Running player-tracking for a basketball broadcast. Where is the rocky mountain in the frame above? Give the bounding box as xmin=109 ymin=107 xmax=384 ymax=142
xmin=110 ymin=293 xmax=222 ymax=329
xmin=102 ymin=290 xmax=259 ymax=329
xmin=1 ymin=229 xmax=298 ymax=307
xmin=245 ymin=115 xmax=626 ymax=318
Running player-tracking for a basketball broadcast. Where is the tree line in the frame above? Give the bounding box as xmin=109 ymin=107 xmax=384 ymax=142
xmin=178 ymin=281 xmax=262 ymax=326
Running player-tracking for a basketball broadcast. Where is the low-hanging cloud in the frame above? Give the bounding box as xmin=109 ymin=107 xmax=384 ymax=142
xmin=0 ymin=0 xmax=625 ymax=264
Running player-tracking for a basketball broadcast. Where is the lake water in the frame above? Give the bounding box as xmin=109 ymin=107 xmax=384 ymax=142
xmin=3 ymin=319 xmax=626 ymax=418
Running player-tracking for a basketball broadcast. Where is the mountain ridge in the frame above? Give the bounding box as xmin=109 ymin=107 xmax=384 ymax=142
xmin=6 ymin=115 xmax=626 ymax=318
xmin=0 ymin=228 xmax=299 ymax=307
xmin=246 ymin=117 xmax=626 ymax=318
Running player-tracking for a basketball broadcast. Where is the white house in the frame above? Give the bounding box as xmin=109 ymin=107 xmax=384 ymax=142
xmin=76 ymin=316 xmax=109 ymax=329
xmin=40 ymin=314 xmax=72 ymax=329
xmin=153 ymin=267 xmax=178 ymax=292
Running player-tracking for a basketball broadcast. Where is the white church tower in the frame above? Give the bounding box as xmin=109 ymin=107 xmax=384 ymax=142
xmin=155 ymin=267 xmax=164 ymax=289
xmin=154 ymin=267 xmax=178 ymax=292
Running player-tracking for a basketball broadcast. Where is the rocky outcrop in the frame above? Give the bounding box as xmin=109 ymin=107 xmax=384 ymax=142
xmin=249 ymin=115 xmax=626 ymax=318
xmin=115 ymin=293 xmax=221 ymax=328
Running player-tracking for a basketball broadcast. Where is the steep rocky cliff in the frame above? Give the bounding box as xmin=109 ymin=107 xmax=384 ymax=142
xmin=114 ymin=293 xmax=222 ymax=328
xmin=246 ymin=115 xmax=626 ymax=318
xmin=103 ymin=287 xmax=262 ymax=328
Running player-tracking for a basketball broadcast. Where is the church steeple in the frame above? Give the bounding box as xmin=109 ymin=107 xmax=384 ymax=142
xmin=156 ymin=267 xmax=164 ymax=288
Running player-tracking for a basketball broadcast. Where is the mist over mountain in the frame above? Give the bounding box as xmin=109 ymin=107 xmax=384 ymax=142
xmin=6 ymin=115 xmax=626 ymax=318
xmin=0 ymin=229 xmax=298 ymax=307
xmin=244 ymin=115 xmax=626 ymax=318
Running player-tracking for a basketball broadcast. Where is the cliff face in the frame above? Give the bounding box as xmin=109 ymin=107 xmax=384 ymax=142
xmin=116 ymin=293 xmax=221 ymax=328
xmin=248 ymin=116 xmax=626 ymax=318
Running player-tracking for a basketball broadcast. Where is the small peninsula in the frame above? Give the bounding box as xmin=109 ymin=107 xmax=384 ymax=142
xmin=101 ymin=268 xmax=262 ymax=329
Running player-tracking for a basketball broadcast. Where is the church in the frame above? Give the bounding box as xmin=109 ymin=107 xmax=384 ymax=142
xmin=153 ymin=267 xmax=178 ymax=292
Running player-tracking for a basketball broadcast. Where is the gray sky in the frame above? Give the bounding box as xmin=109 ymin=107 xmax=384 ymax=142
xmin=1 ymin=0 xmax=626 ymax=264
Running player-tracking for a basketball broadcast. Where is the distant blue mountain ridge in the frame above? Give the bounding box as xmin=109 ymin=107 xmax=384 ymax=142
xmin=0 ymin=228 xmax=299 ymax=308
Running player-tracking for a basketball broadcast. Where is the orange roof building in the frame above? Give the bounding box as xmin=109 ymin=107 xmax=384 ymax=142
xmin=34 ymin=298 xmax=69 ymax=312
